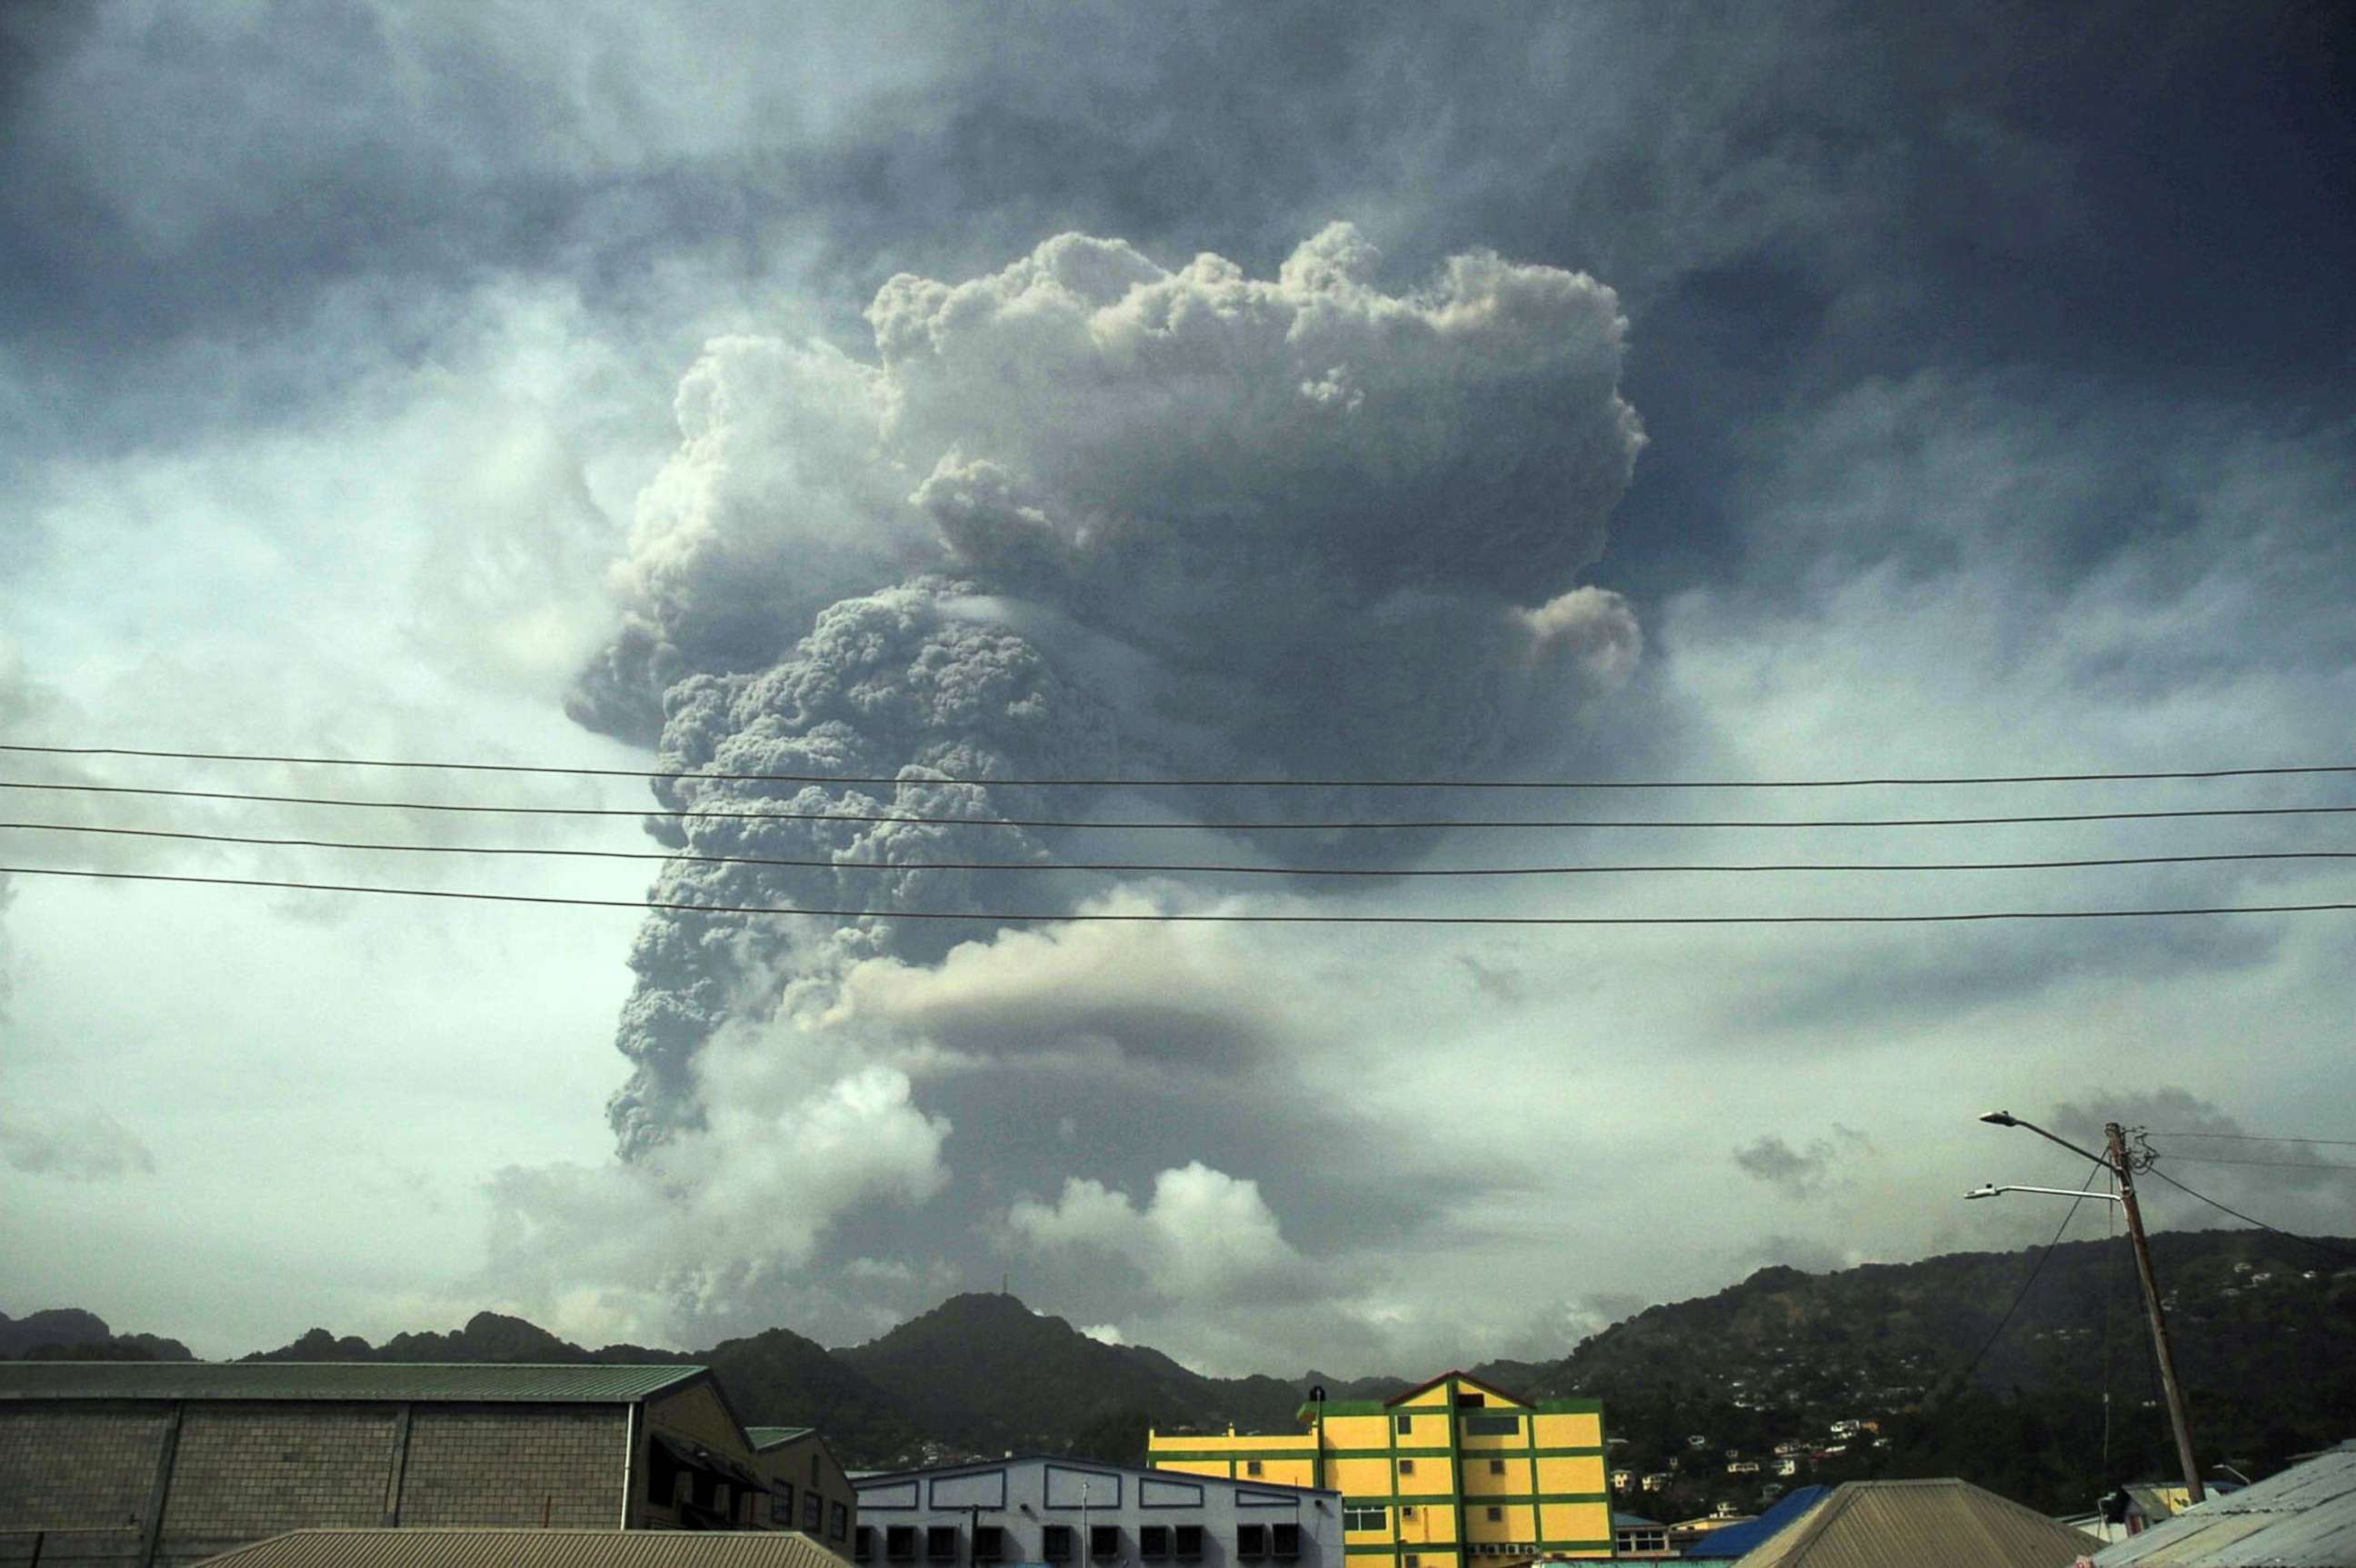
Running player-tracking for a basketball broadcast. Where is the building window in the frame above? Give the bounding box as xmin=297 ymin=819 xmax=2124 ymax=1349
xmin=834 ymin=1503 xmax=851 ymax=1542
xmin=1238 ymin=1525 xmax=1267 ymax=1559
xmin=1488 ymin=1461 xmax=1506 ymax=1475
xmin=807 ymin=1494 xmax=825 ymax=1532
xmin=887 ymin=1527 xmax=917 ymax=1562
xmin=1143 ymin=1526 xmax=1172 ymax=1560
xmin=1485 ymin=1508 xmax=1502 ymax=1523
xmin=929 ymin=1527 xmax=960 ymax=1562
xmin=773 ymin=1491 xmax=793 ymax=1525
xmin=1246 ymin=1460 xmax=1263 ymax=1476
xmin=1455 ymin=1392 xmax=1485 ymax=1408
xmin=1399 ymin=1461 xmax=1416 ymax=1476
xmin=1270 ymin=1524 xmax=1299 ymax=1559
xmin=855 ymin=1529 xmax=875 ymax=1562
xmin=1343 ymin=1504 xmax=1387 ymax=1532
xmin=1092 ymin=1526 xmax=1121 ymax=1560
xmin=1044 ymin=1528 xmax=1074 ymax=1563
xmin=1175 ymin=1526 xmax=1203 ymax=1561
xmin=1401 ymin=1508 xmax=1418 ymax=1521
xmin=1396 ymin=1416 xmax=1413 ymax=1435
xmin=1407 ymin=1558 xmax=1422 ymax=1568
xmin=1464 ymin=1415 xmax=1521 ymax=1438
xmin=974 ymin=1528 xmax=1005 ymax=1563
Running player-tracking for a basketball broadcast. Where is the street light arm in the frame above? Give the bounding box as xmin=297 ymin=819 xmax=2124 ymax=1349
xmin=1979 ymin=1111 xmax=2117 ymax=1172
xmin=1964 ymin=1183 xmax=2122 ymax=1202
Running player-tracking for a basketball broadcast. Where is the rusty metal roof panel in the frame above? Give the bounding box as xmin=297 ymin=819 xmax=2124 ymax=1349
xmin=0 ymin=1361 xmax=704 ymax=1403
xmin=2093 ymin=1450 xmax=2356 ymax=1568
xmin=195 ymin=1529 xmax=854 ymax=1568
xmin=1736 ymin=1479 xmax=2099 ymax=1568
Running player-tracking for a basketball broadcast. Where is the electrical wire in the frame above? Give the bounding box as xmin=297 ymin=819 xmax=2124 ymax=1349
xmin=10 ymin=778 xmax=2356 ymax=832
xmin=9 ymin=741 xmax=2356 ymax=791
xmin=2147 ymin=1132 xmax=2356 ymax=1147
xmin=7 ymin=864 xmax=2356 ymax=924
xmin=2139 ymin=1165 xmax=2356 ymax=1263
xmin=1949 ymin=1164 xmax=2104 ymax=1397
xmin=10 ymin=820 xmax=2356 ymax=880
xmin=2152 ymin=1155 xmax=2356 ymax=1173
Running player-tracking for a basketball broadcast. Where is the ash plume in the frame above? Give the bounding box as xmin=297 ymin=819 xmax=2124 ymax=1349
xmin=554 ymin=225 xmax=1647 ymax=1314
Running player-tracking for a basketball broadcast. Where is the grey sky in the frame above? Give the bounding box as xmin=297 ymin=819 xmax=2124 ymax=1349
xmin=3 ymin=0 xmax=2351 ymax=1373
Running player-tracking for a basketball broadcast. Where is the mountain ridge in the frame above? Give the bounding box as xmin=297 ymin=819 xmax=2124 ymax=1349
xmin=17 ymin=1225 xmax=2352 ymax=1505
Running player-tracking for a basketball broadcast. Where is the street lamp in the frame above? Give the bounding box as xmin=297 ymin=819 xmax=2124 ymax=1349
xmin=1964 ymin=1183 xmax=2123 ymax=1203
xmin=1972 ymin=1112 xmax=2204 ymax=1504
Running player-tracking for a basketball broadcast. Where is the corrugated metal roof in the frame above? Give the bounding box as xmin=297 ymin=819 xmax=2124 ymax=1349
xmin=1686 ymin=1487 xmax=1832 ymax=1558
xmin=749 ymin=1425 xmax=816 ymax=1450
xmin=2093 ymin=1449 xmax=2356 ymax=1568
xmin=0 ymin=1361 xmax=704 ymax=1403
xmin=195 ymin=1529 xmax=853 ymax=1568
xmin=1735 ymin=1479 xmax=2099 ymax=1568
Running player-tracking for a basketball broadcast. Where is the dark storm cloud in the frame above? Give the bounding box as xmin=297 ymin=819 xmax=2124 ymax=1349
xmin=15 ymin=1 xmax=2349 ymax=484
xmin=14 ymin=0 xmax=2355 ymax=1368
xmin=2048 ymin=1088 xmax=2352 ymax=1223
xmin=1732 ymin=1129 xmax=1872 ymax=1201
xmin=0 ymin=1108 xmax=155 ymax=1182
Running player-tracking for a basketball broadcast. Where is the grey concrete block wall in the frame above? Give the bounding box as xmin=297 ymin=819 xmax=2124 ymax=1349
xmin=397 ymin=1406 xmax=624 ymax=1526
xmin=162 ymin=1406 xmax=396 ymax=1537
xmin=0 ymin=1409 xmax=166 ymax=1529
xmin=0 ymin=1399 xmax=634 ymax=1563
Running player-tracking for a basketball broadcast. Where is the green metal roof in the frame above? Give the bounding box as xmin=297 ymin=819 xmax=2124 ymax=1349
xmin=748 ymin=1425 xmax=816 ymax=1451
xmin=195 ymin=1528 xmax=853 ymax=1568
xmin=0 ymin=1361 xmax=705 ymax=1404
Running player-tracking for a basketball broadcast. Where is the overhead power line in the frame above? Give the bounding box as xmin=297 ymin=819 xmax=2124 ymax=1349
xmin=6 ymin=864 xmax=2355 ymax=925
xmin=2149 ymin=1131 xmax=2356 ymax=1148
xmin=9 ymin=820 xmax=2356 ymax=880
xmin=9 ymin=778 xmax=2356 ymax=832
xmin=2139 ymin=1165 xmax=2356 ymax=1264
xmin=2156 ymin=1155 xmax=2356 ymax=1174
xmin=8 ymin=741 xmax=2356 ymax=791
xmin=1948 ymin=1164 xmax=2104 ymax=1397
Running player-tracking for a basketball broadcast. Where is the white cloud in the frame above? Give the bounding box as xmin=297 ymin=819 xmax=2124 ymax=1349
xmin=1006 ymin=1162 xmax=1306 ymax=1306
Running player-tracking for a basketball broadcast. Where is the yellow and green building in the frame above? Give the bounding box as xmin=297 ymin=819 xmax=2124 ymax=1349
xmin=1147 ymin=1372 xmax=1612 ymax=1568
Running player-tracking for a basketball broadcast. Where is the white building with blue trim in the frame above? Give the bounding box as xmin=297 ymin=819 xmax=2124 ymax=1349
xmin=854 ymin=1456 xmax=1343 ymax=1568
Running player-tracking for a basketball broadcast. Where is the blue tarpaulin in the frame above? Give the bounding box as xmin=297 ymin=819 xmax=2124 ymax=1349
xmin=1682 ymin=1486 xmax=1834 ymax=1559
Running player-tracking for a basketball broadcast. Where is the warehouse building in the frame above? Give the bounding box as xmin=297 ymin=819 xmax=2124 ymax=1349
xmin=852 ymin=1455 xmax=1341 ymax=1568
xmin=750 ymin=1425 xmax=859 ymax=1553
xmin=0 ymin=1361 xmax=837 ymax=1565
xmin=1147 ymin=1372 xmax=1612 ymax=1568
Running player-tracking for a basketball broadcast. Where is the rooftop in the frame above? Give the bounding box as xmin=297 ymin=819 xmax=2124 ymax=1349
xmin=0 ymin=1361 xmax=705 ymax=1404
xmin=749 ymin=1425 xmax=818 ymax=1451
xmin=1738 ymin=1479 xmax=2098 ymax=1568
xmin=194 ymin=1529 xmax=852 ymax=1567
xmin=2092 ymin=1447 xmax=2356 ymax=1568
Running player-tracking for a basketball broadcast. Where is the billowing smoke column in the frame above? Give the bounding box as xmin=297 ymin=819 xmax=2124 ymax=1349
xmin=572 ymin=223 xmax=1646 ymax=1159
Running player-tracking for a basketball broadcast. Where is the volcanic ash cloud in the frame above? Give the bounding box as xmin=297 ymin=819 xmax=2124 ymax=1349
xmin=564 ymin=224 xmax=1649 ymax=1279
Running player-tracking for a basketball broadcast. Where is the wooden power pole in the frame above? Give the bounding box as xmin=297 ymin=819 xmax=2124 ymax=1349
xmin=2107 ymin=1121 xmax=2205 ymax=1505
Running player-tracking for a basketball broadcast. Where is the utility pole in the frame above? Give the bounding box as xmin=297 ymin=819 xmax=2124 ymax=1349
xmin=2108 ymin=1122 xmax=2204 ymax=1506
xmin=1973 ymin=1112 xmax=2206 ymax=1506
